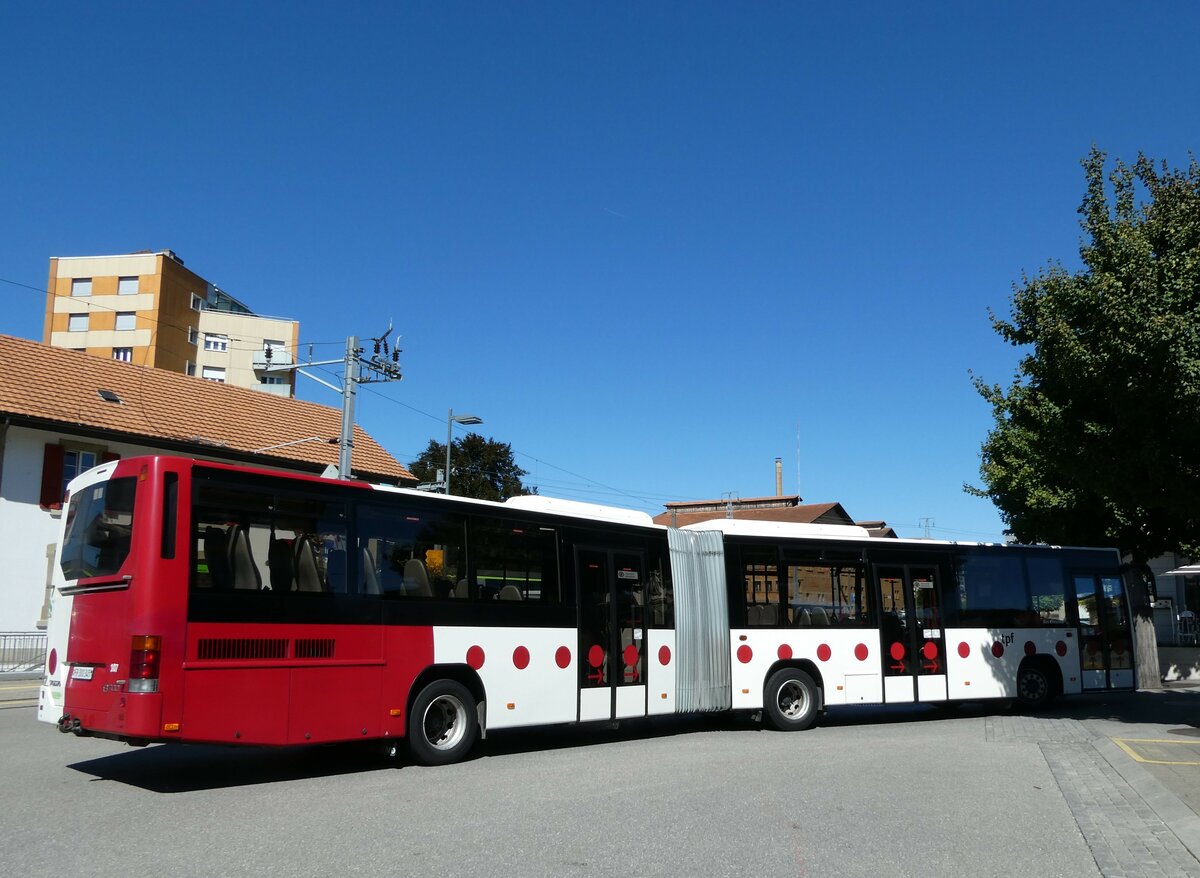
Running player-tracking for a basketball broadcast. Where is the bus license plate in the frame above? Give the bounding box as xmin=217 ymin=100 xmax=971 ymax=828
xmin=72 ymin=666 xmax=93 ymax=681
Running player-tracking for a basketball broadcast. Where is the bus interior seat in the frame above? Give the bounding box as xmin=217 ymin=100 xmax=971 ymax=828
xmin=294 ymin=538 xmax=324 ymax=592
xmin=454 ymin=579 xmax=468 ymax=599
xmin=229 ymin=526 xmax=262 ymax=590
xmin=794 ymin=609 xmax=812 ymax=627
xmin=499 ymin=584 xmax=523 ymax=601
xmin=361 ymin=547 xmax=381 ymax=595
xmin=810 ymin=606 xmax=830 ymax=627
xmin=203 ymin=526 xmax=234 ymax=590
xmin=268 ymin=538 xmax=295 ymax=591
xmin=403 ymin=559 xmax=431 ymax=597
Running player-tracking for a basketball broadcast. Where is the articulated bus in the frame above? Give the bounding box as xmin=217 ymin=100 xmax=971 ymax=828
xmin=51 ymin=456 xmax=1134 ymax=765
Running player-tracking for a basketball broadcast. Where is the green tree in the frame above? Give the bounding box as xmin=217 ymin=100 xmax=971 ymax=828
xmin=972 ymin=148 xmax=1200 ymax=688
xmin=409 ymin=434 xmax=535 ymax=501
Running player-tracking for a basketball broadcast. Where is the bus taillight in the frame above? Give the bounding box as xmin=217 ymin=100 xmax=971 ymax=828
xmin=128 ymin=635 xmax=161 ymax=693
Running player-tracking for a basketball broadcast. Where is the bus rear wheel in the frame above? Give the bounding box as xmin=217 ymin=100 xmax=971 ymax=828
xmin=409 ymin=679 xmax=478 ymax=766
xmin=1016 ymin=664 xmax=1053 ymax=709
xmin=764 ymin=668 xmax=819 ymax=731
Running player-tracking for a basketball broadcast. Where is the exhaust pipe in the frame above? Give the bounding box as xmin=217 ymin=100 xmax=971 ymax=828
xmin=57 ymin=714 xmax=81 ymax=734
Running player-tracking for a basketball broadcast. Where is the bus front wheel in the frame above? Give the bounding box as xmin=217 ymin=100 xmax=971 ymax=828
xmin=408 ymin=679 xmax=479 ymax=766
xmin=764 ymin=668 xmax=819 ymax=731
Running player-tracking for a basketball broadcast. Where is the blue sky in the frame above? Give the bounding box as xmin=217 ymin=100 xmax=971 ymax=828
xmin=3 ymin=3 xmax=1198 ymax=541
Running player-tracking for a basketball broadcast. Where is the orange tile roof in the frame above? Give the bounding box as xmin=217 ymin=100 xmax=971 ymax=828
xmin=0 ymin=335 xmax=414 ymax=484
xmin=652 ymin=501 xmax=856 ymax=528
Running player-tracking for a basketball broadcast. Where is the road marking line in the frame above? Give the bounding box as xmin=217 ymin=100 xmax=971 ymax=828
xmin=0 ymin=684 xmax=40 ymax=691
xmin=0 ymin=700 xmax=38 ymax=709
xmin=1113 ymin=737 xmax=1200 ymax=766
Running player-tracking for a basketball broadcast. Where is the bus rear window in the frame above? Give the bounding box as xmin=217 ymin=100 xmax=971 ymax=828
xmin=60 ymin=476 xmax=137 ymax=580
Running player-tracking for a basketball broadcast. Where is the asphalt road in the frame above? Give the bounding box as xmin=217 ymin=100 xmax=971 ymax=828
xmin=1 ymin=691 xmax=1119 ymax=878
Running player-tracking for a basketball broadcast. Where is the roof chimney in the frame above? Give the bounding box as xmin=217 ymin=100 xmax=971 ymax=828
xmin=775 ymin=457 xmax=783 ymax=497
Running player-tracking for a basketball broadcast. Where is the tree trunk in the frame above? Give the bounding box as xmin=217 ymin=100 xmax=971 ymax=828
xmin=1125 ymin=560 xmax=1161 ymax=690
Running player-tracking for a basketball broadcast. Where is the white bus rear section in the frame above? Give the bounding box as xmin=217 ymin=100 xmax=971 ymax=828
xmin=36 ymin=461 xmax=122 ymax=726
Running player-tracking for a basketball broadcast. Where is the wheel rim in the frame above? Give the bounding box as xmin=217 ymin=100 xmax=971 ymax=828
xmin=1019 ymin=671 xmax=1047 ymax=702
xmin=422 ymin=693 xmax=468 ymax=751
xmin=776 ymin=679 xmax=809 ymax=720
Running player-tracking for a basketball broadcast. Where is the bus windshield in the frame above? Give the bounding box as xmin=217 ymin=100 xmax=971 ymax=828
xmin=60 ymin=476 xmax=137 ymax=580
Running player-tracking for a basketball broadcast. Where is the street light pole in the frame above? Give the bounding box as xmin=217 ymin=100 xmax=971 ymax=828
xmin=445 ymin=408 xmax=484 ymax=495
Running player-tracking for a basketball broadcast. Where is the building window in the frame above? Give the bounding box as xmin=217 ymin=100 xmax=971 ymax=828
xmin=67 ymin=313 xmax=88 ymax=332
xmin=40 ymin=444 xmax=113 ymax=509
xmin=191 ymin=293 xmax=204 ymax=311
xmin=117 ymin=276 xmax=139 ymax=295
xmin=186 ymin=361 xmax=196 ymax=376
xmin=260 ymin=375 xmax=284 ymax=385
xmin=115 ymin=311 xmax=136 ymax=331
xmin=188 ymin=326 xmax=198 ymax=345
xmin=203 ymin=333 xmax=228 ymax=352
xmin=71 ymin=278 xmax=93 ymax=297
xmin=112 ymin=348 xmax=133 ymax=362
xmin=202 ymin=366 xmax=226 ymax=383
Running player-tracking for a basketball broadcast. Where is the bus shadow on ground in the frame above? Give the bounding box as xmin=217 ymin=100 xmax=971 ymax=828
xmin=68 ymin=690 xmax=1200 ymax=792
xmin=68 ymin=740 xmax=390 ymax=793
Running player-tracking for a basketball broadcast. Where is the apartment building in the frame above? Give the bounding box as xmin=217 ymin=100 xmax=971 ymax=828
xmin=43 ymin=250 xmax=300 ymax=396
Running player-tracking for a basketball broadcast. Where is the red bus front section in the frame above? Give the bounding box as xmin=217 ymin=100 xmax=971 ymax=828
xmin=61 ymin=456 xmax=437 ymax=748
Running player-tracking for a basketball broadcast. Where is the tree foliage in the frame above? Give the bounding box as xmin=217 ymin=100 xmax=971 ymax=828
xmin=972 ymin=148 xmax=1200 ymax=565
xmin=409 ymin=434 xmax=534 ymax=501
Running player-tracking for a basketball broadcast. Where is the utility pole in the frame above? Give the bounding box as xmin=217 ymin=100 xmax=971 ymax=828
xmin=261 ymin=325 xmax=402 ymax=479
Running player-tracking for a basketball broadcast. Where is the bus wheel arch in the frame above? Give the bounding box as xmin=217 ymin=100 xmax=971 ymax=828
xmin=762 ymin=662 xmax=823 ymax=731
xmin=1016 ymin=656 xmax=1061 ymax=709
xmin=405 ymin=665 xmax=486 ymax=765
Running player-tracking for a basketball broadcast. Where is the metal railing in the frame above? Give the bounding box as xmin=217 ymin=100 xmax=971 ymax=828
xmin=0 ymin=632 xmax=47 ymax=673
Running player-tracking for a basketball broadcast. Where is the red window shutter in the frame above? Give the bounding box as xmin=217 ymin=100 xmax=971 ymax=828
xmin=40 ymin=444 xmax=65 ymax=509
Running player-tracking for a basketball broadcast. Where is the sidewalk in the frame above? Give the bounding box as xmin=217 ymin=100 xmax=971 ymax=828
xmin=1021 ymin=684 xmax=1200 ymax=877
xmin=0 ymin=673 xmax=39 ymax=710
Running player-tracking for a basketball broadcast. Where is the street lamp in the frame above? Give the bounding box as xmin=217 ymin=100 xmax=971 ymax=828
xmin=445 ymin=409 xmax=483 ymax=495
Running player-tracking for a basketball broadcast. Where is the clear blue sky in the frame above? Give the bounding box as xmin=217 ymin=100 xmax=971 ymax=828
xmin=3 ymin=3 xmax=1198 ymax=541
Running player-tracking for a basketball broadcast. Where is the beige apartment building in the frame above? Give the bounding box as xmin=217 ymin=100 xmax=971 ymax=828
xmin=43 ymin=250 xmax=300 ymax=396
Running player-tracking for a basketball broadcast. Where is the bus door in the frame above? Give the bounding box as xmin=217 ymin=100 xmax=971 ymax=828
xmin=877 ymin=565 xmax=947 ymax=703
xmin=1073 ymin=572 xmax=1134 ymax=689
xmin=576 ymin=547 xmax=647 ymax=722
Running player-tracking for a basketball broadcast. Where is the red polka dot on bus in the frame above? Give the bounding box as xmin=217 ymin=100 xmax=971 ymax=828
xmin=623 ymin=645 xmax=639 ymax=667
xmin=737 ymin=645 xmax=753 ymax=664
xmin=890 ymin=642 xmax=906 ymax=661
xmin=658 ymin=645 xmax=671 ymax=666
xmin=854 ymin=643 xmax=869 ymax=661
xmin=957 ymin=642 xmax=970 ymax=659
xmin=555 ymin=646 xmax=572 ymax=668
xmin=47 ymin=649 xmax=57 ymax=675
xmin=466 ymin=645 xmax=485 ymax=670
xmin=1055 ymin=641 xmax=1068 ymax=657
xmin=777 ymin=644 xmax=793 ymax=660
xmin=922 ymin=641 xmax=938 ymax=660
xmin=1024 ymin=641 xmax=1037 ymax=656
xmin=991 ymin=641 xmax=1005 ymax=658
xmin=816 ymin=644 xmax=831 ymax=662
xmin=512 ymin=646 xmax=530 ymax=670
xmin=587 ymin=644 xmax=605 ymax=668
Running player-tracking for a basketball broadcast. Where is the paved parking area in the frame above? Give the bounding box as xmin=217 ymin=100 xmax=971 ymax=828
xmin=5 ymin=675 xmax=1200 ymax=877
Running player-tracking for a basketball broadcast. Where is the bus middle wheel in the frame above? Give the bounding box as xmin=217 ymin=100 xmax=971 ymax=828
xmin=408 ymin=678 xmax=479 ymax=766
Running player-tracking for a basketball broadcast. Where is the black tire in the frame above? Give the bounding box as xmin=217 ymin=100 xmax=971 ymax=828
xmin=408 ymin=679 xmax=479 ymax=766
xmin=763 ymin=668 xmax=819 ymax=731
xmin=1016 ymin=663 xmax=1053 ymax=709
